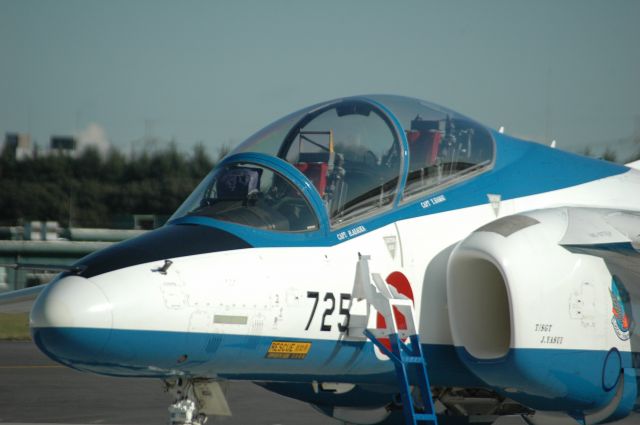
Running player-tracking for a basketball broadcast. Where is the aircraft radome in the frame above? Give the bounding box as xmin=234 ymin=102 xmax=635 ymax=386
xmin=2 ymin=95 xmax=640 ymax=425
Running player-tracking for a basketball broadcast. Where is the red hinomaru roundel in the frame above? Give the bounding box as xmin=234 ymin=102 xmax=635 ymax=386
xmin=375 ymin=271 xmax=414 ymax=351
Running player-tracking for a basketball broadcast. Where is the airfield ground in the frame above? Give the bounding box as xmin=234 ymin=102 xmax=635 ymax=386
xmin=0 ymin=314 xmax=29 ymax=340
xmin=0 ymin=341 xmax=335 ymax=424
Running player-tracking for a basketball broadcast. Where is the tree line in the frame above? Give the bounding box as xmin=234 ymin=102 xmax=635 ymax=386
xmin=0 ymin=143 xmax=228 ymax=228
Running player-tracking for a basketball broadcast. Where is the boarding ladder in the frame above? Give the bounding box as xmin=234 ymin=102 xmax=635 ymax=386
xmin=352 ymin=255 xmax=438 ymax=425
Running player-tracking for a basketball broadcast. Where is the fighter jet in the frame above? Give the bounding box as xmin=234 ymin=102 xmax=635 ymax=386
xmin=3 ymin=95 xmax=640 ymax=425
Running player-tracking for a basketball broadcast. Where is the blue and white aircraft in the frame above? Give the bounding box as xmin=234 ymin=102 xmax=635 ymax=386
xmin=3 ymin=95 xmax=640 ymax=425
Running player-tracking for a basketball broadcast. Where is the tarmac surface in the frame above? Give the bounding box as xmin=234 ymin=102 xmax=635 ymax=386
xmin=0 ymin=341 xmax=336 ymax=425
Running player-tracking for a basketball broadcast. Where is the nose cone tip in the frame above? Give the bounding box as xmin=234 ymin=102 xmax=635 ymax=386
xmin=30 ymin=275 xmax=113 ymax=364
xmin=30 ymin=275 xmax=112 ymax=329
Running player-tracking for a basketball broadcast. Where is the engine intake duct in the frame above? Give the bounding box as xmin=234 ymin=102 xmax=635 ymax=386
xmin=446 ymin=209 xmax=638 ymax=420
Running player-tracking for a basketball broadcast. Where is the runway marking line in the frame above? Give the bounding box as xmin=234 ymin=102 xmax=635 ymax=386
xmin=0 ymin=365 xmax=64 ymax=369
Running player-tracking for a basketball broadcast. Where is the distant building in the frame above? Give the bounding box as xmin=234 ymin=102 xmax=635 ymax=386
xmin=4 ymin=133 xmax=33 ymax=160
xmin=50 ymin=135 xmax=77 ymax=154
xmin=112 ymin=214 xmax=168 ymax=230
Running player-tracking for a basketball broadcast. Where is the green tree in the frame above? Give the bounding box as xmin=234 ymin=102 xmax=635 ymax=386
xmin=0 ymin=143 xmax=219 ymax=228
xmin=602 ymin=147 xmax=618 ymax=163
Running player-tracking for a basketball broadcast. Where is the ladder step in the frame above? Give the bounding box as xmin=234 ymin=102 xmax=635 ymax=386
xmin=402 ymin=355 xmax=424 ymax=363
xmin=414 ymin=413 xmax=438 ymax=421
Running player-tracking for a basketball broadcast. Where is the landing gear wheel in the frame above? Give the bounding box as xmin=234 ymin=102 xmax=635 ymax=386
xmin=165 ymin=378 xmax=208 ymax=425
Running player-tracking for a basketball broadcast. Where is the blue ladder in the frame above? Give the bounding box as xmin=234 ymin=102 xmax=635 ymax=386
xmin=352 ymin=255 xmax=438 ymax=425
xmin=364 ymin=329 xmax=438 ymax=425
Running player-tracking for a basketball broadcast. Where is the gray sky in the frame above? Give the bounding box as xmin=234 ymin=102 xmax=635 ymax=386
xmin=1 ymin=0 xmax=639 ymax=157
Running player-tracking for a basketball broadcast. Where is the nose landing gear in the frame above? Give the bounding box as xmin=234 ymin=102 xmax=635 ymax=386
xmin=168 ymin=398 xmax=206 ymax=425
xmin=164 ymin=378 xmax=231 ymax=425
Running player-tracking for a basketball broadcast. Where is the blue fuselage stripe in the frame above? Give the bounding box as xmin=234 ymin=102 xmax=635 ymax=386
xmin=32 ymin=325 xmax=633 ymax=409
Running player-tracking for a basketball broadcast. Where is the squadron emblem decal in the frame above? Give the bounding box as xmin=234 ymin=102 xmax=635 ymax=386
xmin=610 ymin=276 xmax=634 ymax=341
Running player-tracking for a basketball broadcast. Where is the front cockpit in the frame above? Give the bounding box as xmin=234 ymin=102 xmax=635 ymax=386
xmin=170 ymin=160 xmax=319 ymax=232
xmin=170 ymin=95 xmax=495 ymax=233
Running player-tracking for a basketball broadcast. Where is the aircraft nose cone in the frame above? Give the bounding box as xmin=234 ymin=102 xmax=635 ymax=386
xmin=30 ymin=275 xmax=113 ymax=365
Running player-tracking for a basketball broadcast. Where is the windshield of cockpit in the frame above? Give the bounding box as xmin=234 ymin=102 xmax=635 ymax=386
xmin=170 ymin=163 xmax=319 ymax=232
xmin=232 ymin=99 xmax=402 ymax=227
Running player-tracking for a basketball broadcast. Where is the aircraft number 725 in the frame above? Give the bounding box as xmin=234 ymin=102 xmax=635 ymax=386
xmin=305 ymin=291 xmax=351 ymax=332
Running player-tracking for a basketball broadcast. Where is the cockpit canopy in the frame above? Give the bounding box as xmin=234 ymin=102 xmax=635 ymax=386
xmin=170 ymin=161 xmax=319 ymax=232
xmin=171 ymin=95 xmax=494 ymax=232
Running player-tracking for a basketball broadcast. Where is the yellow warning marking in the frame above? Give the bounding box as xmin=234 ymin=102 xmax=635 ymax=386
xmin=266 ymin=341 xmax=311 ymax=360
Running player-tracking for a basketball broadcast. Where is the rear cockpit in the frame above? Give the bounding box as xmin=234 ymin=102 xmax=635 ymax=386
xmin=278 ymin=99 xmax=401 ymax=225
xmin=170 ymin=95 xmax=495 ymax=233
